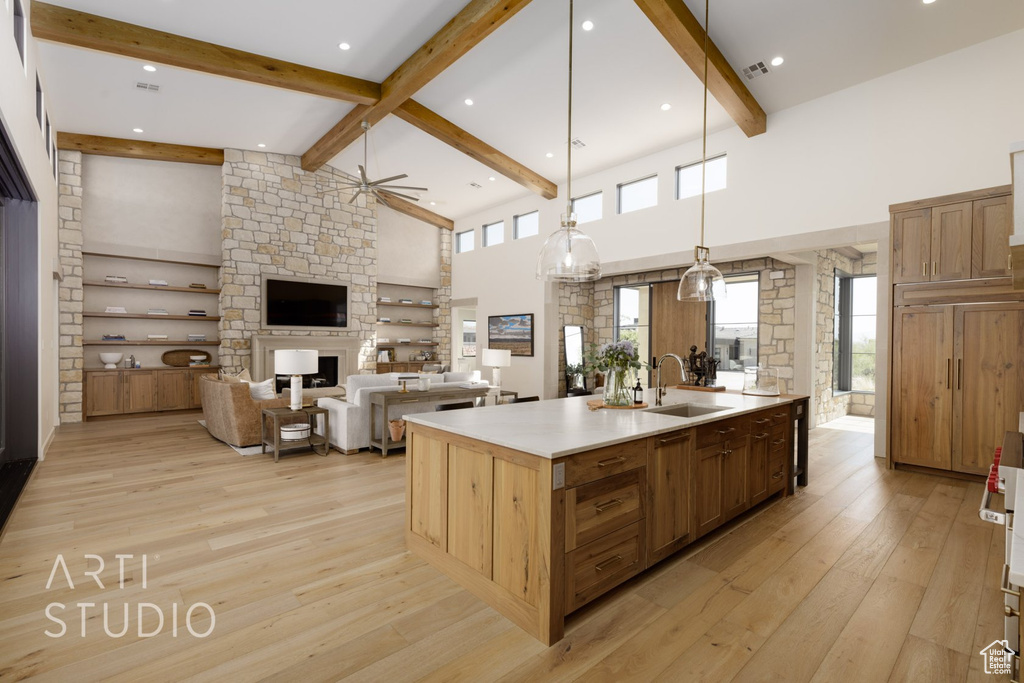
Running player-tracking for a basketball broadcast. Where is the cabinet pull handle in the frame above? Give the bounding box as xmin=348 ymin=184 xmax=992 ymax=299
xmin=922 ymin=261 xmax=927 ymax=276
xmin=597 ymin=456 xmax=627 ymax=468
xmin=753 ymin=418 xmax=770 ymax=425
xmin=932 ymin=261 xmax=937 ymax=276
xmin=957 ymin=359 xmax=962 ymax=390
xmin=753 ymin=432 xmax=769 ymax=440
xmin=946 ymin=358 xmax=951 ymax=389
xmin=1009 ymin=253 xmax=1013 ymax=271
xmin=717 ymin=427 xmax=735 ymax=435
xmin=722 ymin=449 xmax=733 ymax=456
xmin=1003 ymin=564 xmax=1021 ymax=597
xmin=772 ymin=439 xmax=786 ymax=446
xmin=594 ymin=498 xmax=623 ymax=513
xmin=657 ymin=433 xmax=690 ymax=446
xmin=772 ymin=471 xmax=784 ymax=480
xmin=595 ymin=555 xmax=623 ymax=572
xmin=773 ymin=413 xmax=787 ymax=419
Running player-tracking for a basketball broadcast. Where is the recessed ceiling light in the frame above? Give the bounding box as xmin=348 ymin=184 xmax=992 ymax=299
xmin=581 ymin=20 xmax=594 ymax=31
xmin=488 ymin=176 xmax=496 ymax=181
xmin=257 ymin=143 xmax=266 ymax=148
xmin=660 ymin=103 xmax=671 ymax=111
xmin=430 ymin=201 xmax=436 ymax=206
xmin=770 ymin=56 xmax=784 ymax=67
xmin=546 ymin=152 xmax=554 ymax=158
xmin=132 ymin=128 xmax=144 ymax=133
xmin=338 ymin=42 xmax=351 ymax=50
xmin=464 ymin=98 xmax=474 ymax=106
xmin=142 ymin=64 xmax=156 ymax=72
xmin=922 ymin=0 xmax=936 ymax=4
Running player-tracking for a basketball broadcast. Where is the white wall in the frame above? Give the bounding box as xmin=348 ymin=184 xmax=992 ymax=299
xmin=453 ymin=28 xmax=1024 ymax=439
xmin=0 ymin=1 xmax=60 ymax=454
xmin=377 ymin=204 xmax=441 ymax=288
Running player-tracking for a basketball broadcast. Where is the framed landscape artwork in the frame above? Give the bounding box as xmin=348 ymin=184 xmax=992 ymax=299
xmin=487 ymin=314 xmax=534 ymax=357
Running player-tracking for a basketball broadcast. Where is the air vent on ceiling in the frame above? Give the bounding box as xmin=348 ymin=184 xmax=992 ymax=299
xmin=135 ymin=82 xmax=160 ymax=93
xmin=570 ymin=138 xmax=586 ymax=149
xmin=741 ymin=62 xmax=770 ymax=81
xmin=468 ymin=182 xmax=482 ymax=189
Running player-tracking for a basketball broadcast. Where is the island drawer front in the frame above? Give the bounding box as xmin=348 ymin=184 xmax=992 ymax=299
xmin=566 ymin=520 xmax=645 ymax=614
xmin=696 ymin=415 xmax=752 ymax=449
xmin=770 ymin=423 xmax=788 ymax=451
xmin=769 ymin=407 xmax=791 ymax=426
xmin=564 ymin=439 xmax=647 ymax=488
xmin=769 ymin=453 xmax=786 ymax=494
xmin=565 ymin=470 xmax=644 ymax=551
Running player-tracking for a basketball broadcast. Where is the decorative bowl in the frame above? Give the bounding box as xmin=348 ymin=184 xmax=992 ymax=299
xmin=99 ymin=352 xmax=123 ymax=369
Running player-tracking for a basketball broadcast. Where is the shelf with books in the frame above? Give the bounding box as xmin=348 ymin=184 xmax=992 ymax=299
xmin=85 ymin=340 xmax=221 ymax=346
xmin=83 ymin=281 xmax=221 ymax=294
xmin=84 ymin=312 xmax=221 ymax=321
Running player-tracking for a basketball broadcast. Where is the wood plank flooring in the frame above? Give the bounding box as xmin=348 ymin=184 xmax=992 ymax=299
xmin=0 ymin=413 xmax=1009 ymax=681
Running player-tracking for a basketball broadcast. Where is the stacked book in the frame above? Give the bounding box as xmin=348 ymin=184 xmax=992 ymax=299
xmin=378 ymin=296 xmax=392 ymax=303
xmin=104 ymin=306 xmax=127 ymax=314
xmin=102 ymin=333 xmax=126 ymax=342
xmin=147 ymin=334 xmax=168 ymax=341
xmin=379 ymin=317 xmax=391 ymax=323
xmin=418 ymin=338 xmax=433 ymax=344
xmin=398 ymin=338 xmax=412 ymax=344
xmin=189 ymin=283 xmax=207 ymax=289
xmin=187 ymin=333 xmax=207 ymax=342
xmin=147 ymin=308 xmax=168 ymax=316
xmin=378 ymin=337 xmax=391 ymax=343
xmin=188 ymin=309 xmax=207 ymax=317
xmin=399 ymin=318 xmax=413 ymax=323
xmin=420 ymin=300 xmax=432 ymax=306
xmin=149 ymin=279 xmax=169 ymax=287
xmin=104 ymin=275 xmax=128 ymax=283
xmin=398 ymin=298 xmax=413 ymax=304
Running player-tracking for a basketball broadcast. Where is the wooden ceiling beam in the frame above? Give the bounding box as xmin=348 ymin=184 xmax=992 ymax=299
xmin=633 ymin=0 xmax=766 ymax=137
xmin=31 ymin=1 xmax=380 ymax=104
xmin=57 ymin=132 xmax=224 ymax=165
xmin=395 ymin=100 xmax=556 ymax=200
xmin=377 ymin=191 xmax=455 ymax=231
xmin=301 ymin=0 xmax=535 ymax=171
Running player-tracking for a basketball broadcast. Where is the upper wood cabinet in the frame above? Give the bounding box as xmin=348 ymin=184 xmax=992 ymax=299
xmin=891 ymin=187 xmax=1011 ymax=284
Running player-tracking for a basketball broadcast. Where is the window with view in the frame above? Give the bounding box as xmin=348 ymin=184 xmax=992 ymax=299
xmin=676 ymin=154 xmax=727 ymax=200
xmin=482 ymin=221 xmax=504 ymax=247
xmin=461 ymin=319 xmax=477 ymax=358
xmin=710 ymin=273 xmax=758 ymax=390
xmin=13 ymin=0 xmax=26 ymax=66
xmin=617 ymin=175 xmax=658 ymax=214
xmin=834 ymin=274 xmax=876 ymax=392
xmin=614 ymin=284 xmax=651 ymax=387
xmin=571 ymin=191 xmax=602 ymax=224
xmin=514 ymin=211 xmax=539 ymax=239
xmin=455 ymin=229 xmax=474 ymax=254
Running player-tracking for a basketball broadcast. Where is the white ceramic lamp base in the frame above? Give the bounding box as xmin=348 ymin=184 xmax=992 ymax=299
xmin=492 ymin=367 xmax=502 ymax=391
xmin=290 ymin=374 xmax=303 ymax=411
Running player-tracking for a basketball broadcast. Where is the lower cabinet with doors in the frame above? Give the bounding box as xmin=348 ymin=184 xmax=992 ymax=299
xmin=405 ymin=402 xmax=795 ymax=646
xmin=83 ymin=366 xmax=220 ymax=420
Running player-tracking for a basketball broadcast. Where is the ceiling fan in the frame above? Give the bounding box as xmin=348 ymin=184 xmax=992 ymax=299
xmin=323 ymin=120 xmax=428 ymax=205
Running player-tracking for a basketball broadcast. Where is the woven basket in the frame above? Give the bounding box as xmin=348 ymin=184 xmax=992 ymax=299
xmin=161 ymin=349 xmax=212 ymax=367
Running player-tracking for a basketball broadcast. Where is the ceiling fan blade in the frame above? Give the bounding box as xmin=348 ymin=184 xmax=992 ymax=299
xmin=369 ymin=174 xmax=408 ymax=186
xmin=376 ymin=184 xmax=429 ymax=192
xmin=348 ymin=189 xmax=364 ymax=205
xmin=358 ymin=165 xmax=369 ymax=185
xmin=377 ymin=190 xmax=421 ymax=202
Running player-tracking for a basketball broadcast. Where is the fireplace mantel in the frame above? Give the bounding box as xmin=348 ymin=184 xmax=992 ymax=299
xmin=251 ymin=336 xmax=363 ymax=383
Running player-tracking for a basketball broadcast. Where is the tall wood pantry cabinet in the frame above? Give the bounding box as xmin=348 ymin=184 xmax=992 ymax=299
xmin=889 ymin=185 xmax=1021 ymax=476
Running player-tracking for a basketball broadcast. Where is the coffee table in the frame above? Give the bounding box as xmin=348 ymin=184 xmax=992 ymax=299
xmin=261 ymin=405 xmax=330 ymax=462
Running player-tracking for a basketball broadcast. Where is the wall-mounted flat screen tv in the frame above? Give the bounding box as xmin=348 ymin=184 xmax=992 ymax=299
xmin=264 ymin=278 xmax=348 ymax=328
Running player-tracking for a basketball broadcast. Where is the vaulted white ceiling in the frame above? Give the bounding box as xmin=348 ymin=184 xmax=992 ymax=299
xmin=36 ymin=0 xmax=1024 ymax=220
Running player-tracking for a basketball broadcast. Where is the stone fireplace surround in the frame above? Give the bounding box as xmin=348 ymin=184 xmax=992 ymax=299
xmin=251 ymin=336 xmax=363 ymax=385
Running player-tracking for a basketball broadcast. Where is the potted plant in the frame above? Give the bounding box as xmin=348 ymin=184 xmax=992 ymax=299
xmin=565 ymin=362 xmax=586 ymax=390
xmin=586 ymin=341 xmax=644 ymax=407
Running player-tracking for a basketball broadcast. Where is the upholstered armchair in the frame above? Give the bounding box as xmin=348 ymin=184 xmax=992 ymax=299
xmin=199 ymin=375 xmax=289 ymax=447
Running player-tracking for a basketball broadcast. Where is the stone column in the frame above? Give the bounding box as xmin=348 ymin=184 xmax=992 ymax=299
xmin=57 ymin=150 xmax=84 ymax=423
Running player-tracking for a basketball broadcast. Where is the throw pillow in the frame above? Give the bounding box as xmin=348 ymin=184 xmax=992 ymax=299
xmin=219 ymin=368 xmax=251 ymax=382
xmin=245 ymin=378 xmax=276 ymax=400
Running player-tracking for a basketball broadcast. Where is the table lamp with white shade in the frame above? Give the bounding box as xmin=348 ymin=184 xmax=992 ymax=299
xmin=275 ymin=349 xmax=319 ymax=410
xmin=482 ymin=348 xmax=511 ymax=391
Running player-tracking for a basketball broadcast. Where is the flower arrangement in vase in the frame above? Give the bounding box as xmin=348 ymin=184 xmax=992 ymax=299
xmin=586 ymin=340 xmax=644 ymax=407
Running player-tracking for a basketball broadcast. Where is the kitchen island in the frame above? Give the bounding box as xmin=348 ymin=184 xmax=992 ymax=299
xmin=404 ymin=389 xmax=809 ymax=645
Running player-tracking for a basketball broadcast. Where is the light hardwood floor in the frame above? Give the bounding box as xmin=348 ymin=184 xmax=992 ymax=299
xmin=0 ymin=413 xmax=1009 ymax=682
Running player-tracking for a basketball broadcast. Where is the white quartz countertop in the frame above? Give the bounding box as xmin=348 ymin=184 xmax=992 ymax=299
xmin=1011 ymin=469 xmax=1024 ymax=586
xmin=404 ymin=388 xmax=801 ymax=459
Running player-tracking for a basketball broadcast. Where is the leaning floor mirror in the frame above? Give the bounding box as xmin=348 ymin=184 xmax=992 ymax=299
xmin=564 ymin=325 xmax=587 ymax=392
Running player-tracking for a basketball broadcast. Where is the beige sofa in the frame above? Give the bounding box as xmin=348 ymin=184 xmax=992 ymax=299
xmin=199 ymin=375 xmax=289 ymax=447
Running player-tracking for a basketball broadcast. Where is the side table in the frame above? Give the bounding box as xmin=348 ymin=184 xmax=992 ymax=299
xmin=261 ymin=405 xmax=330 ymax=462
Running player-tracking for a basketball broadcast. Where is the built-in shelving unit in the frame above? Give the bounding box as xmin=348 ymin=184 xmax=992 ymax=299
xmin=83 ymin=281 xmax=221 ymax=295
xmin=376 ymin=282 xmax=441 ymax=373
xmin=86 ymin=339 xmax=221 ymax=346
xmin=85 ymin=312 xmax=221 ymax=321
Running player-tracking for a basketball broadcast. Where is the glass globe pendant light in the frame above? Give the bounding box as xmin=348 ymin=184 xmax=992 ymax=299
xmin=678 ymin=0 xmax=725 ymax=302
xmin=537 ymin=0 xmax=601 ymax=282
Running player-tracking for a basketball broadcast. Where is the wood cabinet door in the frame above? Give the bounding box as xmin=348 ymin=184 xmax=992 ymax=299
xmin=694 ymin=443 xmax=722 ymax=539
xmin=157 ymin=370 xmax=190 ymax=411
xmin=85 ymin=372 xmax=123 ymax=417
xmin=930 ymin=201 xmax=972 ymax=281
xmin=191 ymin=371 xmax=217 ymax=408
xmin=891 ymin=306 xmax=954 ymax=469
xmin=651 ymin=281 xmax=707 ymax=386
xmin=972 ymin=195 xmax=1012 ymax=279
xmin=123 ymin=371 xmax=157 ymax=413
xmin=892 ymin=209 xmax=931 ymax=284
xmin=648 ymin=430 xmax=693 ymax=563
xmin=748 ymin=429 xmax=770 ymax=507
xmin=721 ymin=437 xmax=749 ymax=523
xmin=953 ymin=304 xmax=1024 ymax=475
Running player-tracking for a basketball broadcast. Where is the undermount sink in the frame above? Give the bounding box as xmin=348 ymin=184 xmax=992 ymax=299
xmin=645 ymin=403 xmax=727 ymax=418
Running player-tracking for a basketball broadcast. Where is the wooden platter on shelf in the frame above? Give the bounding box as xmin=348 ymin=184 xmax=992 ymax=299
xmin=587 ymin=400 xmax=649 ymax=411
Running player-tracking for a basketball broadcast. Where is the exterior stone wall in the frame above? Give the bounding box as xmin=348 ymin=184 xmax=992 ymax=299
xmin=219 ymin=150 xmax=378 ymax=374
xmin=590 ymin=257 xmax=798 ymax=394
xmin=814 ymin=249 xmax=878 ymax=424
xmin=556 ymin=281 xmax=596 ymax=396
xmin=56 ymin=150 xmax=84 ymax=423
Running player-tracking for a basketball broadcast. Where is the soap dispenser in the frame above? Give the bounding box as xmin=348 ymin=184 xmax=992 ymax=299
xmin=633 ymin=378 xmax=644 ymax=405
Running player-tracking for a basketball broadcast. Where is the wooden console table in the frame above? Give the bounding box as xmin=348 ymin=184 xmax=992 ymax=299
xmin=370 ymin=386 xmax=491 ymax=457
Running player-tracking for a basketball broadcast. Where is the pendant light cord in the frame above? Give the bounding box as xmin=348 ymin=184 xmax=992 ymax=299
xmin=566 ymin=0 xmax=574 ymax=218
xmin=699 ymin=0 xmax=709 ymax=249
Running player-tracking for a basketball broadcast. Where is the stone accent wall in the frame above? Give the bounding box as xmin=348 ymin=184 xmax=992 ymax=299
xmin=556 ymin=281 xmax=596 ymax=396
xmin=437 ymin=230 xmax=453 ymax=365
xmin=219 ymin=150 xmax=377 ymax=374
xmin=56 ymin=150 xmax=84 ymax=423
xmin=814 ymin=249 xmax=878 ymax=424
xmin=592 ymin=257 xmax=798 ymax=393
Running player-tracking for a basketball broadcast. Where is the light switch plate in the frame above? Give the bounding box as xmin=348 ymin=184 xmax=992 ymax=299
xmin=553 ymin=462 xmax=565 ymax=490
